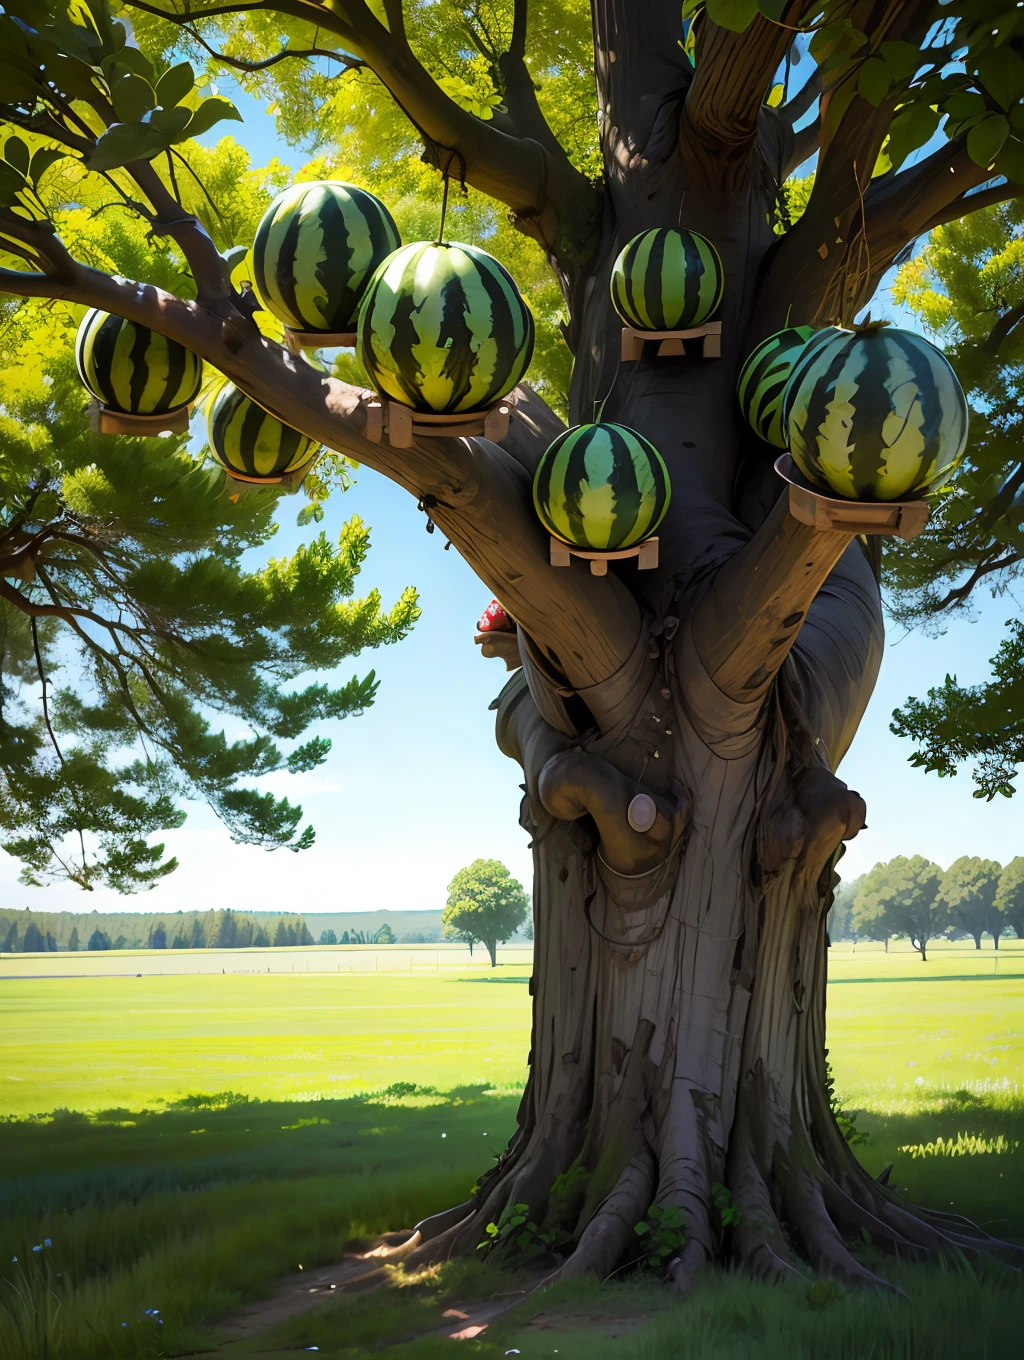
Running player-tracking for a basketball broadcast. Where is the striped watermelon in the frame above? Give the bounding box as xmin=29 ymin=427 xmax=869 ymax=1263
xmin=252 ymin=181 xmax=400 ymax=334
xmin=610 ymin=228 xmax=723 ymax=331
xmin=75 ymin=308 xmax=202 ymax=415
xmin=533 ymin=423 xmax=671 ymax=551
xmin=207 ymin=381 xmax=320 ymax=482
xmin=356 ymin=241 xmax=534 ymax=414
xmin=783 ymin=325 xmax=969 ymax=501
xmin=736 ymin=325 xmax=814 ymax=447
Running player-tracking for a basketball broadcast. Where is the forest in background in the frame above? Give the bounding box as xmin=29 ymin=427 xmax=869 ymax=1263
xmin=0 ymin=906 xmax=315 ymax=952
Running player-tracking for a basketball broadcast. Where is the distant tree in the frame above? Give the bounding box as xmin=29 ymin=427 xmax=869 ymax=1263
xmin=22 ymin=922 xmax=45 ymax=953
xmin=214 ymin=910 xmax=238 ymax=950
xmin=2 ymin=923 xmax=17 ymax=953
xmin=112 ymin=935 xmax=127 ymax=950
xmin=190 ymin=917 xmax=208 ymax=950
xmin=828 ymin=877 xmax=859 ymax=943
xmin=340 ymin=931 xmax=350 ymax=946
xmin=253 ymin=927 xmax=271 ymax=947
xmin=402 ymin=932 xmax=426 ymax=944
xmin=995 ymin=858 xmax=1024 ymax=941
xmin=319 ymin=929 xmax=338 ymax=945
xmin=45 ymin=932 xmax=57 ymax=952
xmin=851 ymin=882 xmax=890 ymax=953
xmin=853 ymin=857 xmax=948 ymax=963
xmin=940 ymin=857 xmax=1005 ymax=949
xmin=522 ymin=914 xmax=534 ymax=942
xmin=375 ymin=924 xmax=396 ymax=945
xmin=67 ymin=926 xmax=79 ymax=952
xmin=150 ymin=923 xmax=167 ymax=949
xmin=171 ymin=932 xmax=189 ymax=949
xmin=273 ymin=920 xmax=289 ymax=948
xmin=87 ymin=929 xmax=110 ymax=951
xmin=443 ymin=860 xmax=529 ymax=968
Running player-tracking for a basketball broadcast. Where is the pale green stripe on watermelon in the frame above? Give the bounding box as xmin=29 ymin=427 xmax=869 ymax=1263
xmin=287 ymin=184 xmax=333 ymax=331
xmin=254 ymin=184 xmax=309 ymax=330
xmin=627 ymin=232 xmax=657 ymax=330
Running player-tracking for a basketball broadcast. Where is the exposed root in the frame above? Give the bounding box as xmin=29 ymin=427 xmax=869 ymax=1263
xmin=552 ymin=1149 xmax=655 ymax=1282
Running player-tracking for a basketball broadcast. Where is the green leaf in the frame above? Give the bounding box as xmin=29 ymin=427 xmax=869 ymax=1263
xmin=994 ymin=137 xmax=1024 ymax=186
xmin=967 ymin=114 xmax=1010 ymax=169
xmin=44 ymin=53 xmax=99 ymax=100
xmin=880 ymin=40 xmax=925 ymax=83
xmin=86 ymin=121 xmax=168 ymax=172
xmin=110 ymin=72 xmax=156 ymax=123
xmin=156 ymin=60 xmax=195 ymax=111
xmin=185 ymin=95 xmax=243 ymax=140
xmin=3 ymin=136 xmax=29 ymax=176
xmin=974 ymin=47 xmax=1024 ymax=112
xmin=29 ymin=147 xmax=67 ymax=185
xmin=857 ymin=57 xmax=890 ymax=108
xmin=102 ymin=45 xmax=153 ymax=81
xmin=149 ymin=105 xmax=193 ymax=139
xmin=885 ymin=102 xmax=941 ymax=172
xmin=706 ymin=0 xmax=758 ymax=33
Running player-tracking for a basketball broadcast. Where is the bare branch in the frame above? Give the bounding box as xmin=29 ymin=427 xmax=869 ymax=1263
xmin=934 ymin=551 xmax=1024 ymax=611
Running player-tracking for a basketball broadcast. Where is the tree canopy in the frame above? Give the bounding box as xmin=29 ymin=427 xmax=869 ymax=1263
xmin=443 ymin=857 xmax=528 ymax=966
xmin=0 ymin=125 xmax=418 ymax=891
xmin=852 ymin=854 xmax=948 ymax=961
xmin=995 ymin=856 xmax=1024 ymax=939
xmin=938 ymin=854 xmax=1006 ymax=948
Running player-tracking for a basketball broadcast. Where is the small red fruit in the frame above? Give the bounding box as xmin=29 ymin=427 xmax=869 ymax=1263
xmin=477 ymin=599 xmax=514 ymax=632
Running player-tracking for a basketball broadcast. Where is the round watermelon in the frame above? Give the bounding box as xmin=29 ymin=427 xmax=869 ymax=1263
xmin=736 ymin=325 xmax=815 ymax=448
xmin=356 ymin=241 xmax=534 ymax=414
xmin=610 ymin=228 xmax=723 ymax=331
xmin=76 ymin=308 xmax=202 ymax=415
xmin=252 ymin=181 xmax=400 ymax=334
xmin=782 ymin=325 xmax=969 ymax=501
xmin=207 ymin=382 xmax=320 ymax=481
xmin=533 ymin=423 xmax=671 ymax=551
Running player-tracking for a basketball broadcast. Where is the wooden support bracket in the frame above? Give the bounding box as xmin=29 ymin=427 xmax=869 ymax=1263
xmin=774 ymin=454 xmax=930 ymax=540
xmin=363 ymin=398 xmax=514 ymax=449
xmin=89 ymin=400 xmax=192 ymax=436
xmin=621 ymin=322 xmax=722 ymax=362
xmin=549 ymin=535 xmax=659 ymax=575
xmin=224 ymin=457 xmax=317 ymax=502
xmin=285 ymin=328 xmax=357 ymax=352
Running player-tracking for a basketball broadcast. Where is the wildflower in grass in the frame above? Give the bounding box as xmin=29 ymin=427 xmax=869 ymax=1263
xmin=43 ymin=1239 xmax=51 ymax=1248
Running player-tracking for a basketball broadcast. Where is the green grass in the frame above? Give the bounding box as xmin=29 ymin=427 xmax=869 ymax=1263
xmin=1 ymin=943 xmax=1022 ymax=1357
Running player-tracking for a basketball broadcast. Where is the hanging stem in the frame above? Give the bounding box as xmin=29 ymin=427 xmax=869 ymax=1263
xmin=437 ymin=159 xmax=452 ymax=245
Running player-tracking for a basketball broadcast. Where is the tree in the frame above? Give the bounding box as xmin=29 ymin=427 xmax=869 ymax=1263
xmin=443 ymin=859 xmax=528 ymax=968
xmin=828 ymin=875 xmax=858 ymax=943
xmin=939 ymin=856 xmax=1005 ymax=949
xmin=22 ymin=921 xmax=45 ymax=952
xmin=149 ymin=922 xmax=167 ymax=949
xmin=67 ymin=926 xmax=79 ymax=951
xmin=887 ymin=206 xmax=1024 ymax=800
xmin=996 ymin=857 xmax=1024 ymax=940
xmin=1 ymin=923 xmax=16 ymax=953
xmin=87 ymin=929 xmax=110 ymax=951
xmin=0 ymin=0 xmax=1014 ymax=1288
xmin=0 ymin=144 xmax=417 ymax=896
xmin=852 ymin=857 xmax=949 ymax=963
xmin=319 ymin=928 xmax=338 ymax=945
xmin=375 ymin=924 xmax=396 ymax=944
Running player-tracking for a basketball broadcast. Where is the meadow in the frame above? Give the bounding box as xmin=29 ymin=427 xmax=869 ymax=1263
xmin=1 ymin=941 xmax=1022 ymax=1358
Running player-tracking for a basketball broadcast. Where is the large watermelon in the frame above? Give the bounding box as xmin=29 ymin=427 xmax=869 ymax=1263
xmin=782 ymin=324 xmax=969 ymax=501
xmin=736 ymin=325 xmax=814 ymax=447
xmin=207 ymin=382 xmax=320 ymax=481
xmin=533 ymin=423 xmax=671 ymax=551
xmin=76 ymin=308 xmax=202 ymax=415
xmin=610 ymin=228 xmax=723 ymax=331
xmin=252 ymin=181 xmax=400 ymax=334
xmin=356 ymin=241 xmax=534 ymax=414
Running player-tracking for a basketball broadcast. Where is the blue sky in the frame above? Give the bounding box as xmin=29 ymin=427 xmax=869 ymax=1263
xmin=1 ymin=83 xmax=1020 ymax=920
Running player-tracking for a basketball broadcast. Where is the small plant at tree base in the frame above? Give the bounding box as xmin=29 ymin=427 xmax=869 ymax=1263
xmin=825 ymin=1058 xmax=868 ymax=1147
xmin=477 ymin=1202 xmax=565 ymax=1261
xmin=633 ymin=1203 xmax=687 ymax=1270
xmin=711 ymin=1182 xmax=741 ymax=1228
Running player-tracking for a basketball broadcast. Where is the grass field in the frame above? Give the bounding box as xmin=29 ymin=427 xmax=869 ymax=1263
xmin=2 ymin=941 xmax=1022 ymax=1358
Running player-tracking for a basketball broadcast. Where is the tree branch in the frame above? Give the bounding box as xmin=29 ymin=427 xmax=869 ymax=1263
xmin=126 ymin=160 xmax=232 ymax=301
xmin=496 ymin=0 xmax=566 ymax=158
xmin=934 ymin=551 xmax=1024 ymax=611
xmin=689 ymin=495 xmax=863 ymax=707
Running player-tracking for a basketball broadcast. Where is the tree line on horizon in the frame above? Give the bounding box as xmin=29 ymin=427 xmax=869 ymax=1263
xmin=829 ymin=856 xmax=1024 ymax=961
xmin=0 ymin=907 xmax=314 ymax=954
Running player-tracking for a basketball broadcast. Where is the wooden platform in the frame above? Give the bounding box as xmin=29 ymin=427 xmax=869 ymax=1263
xmin=223 ymin=458 xmax=317 ymax=501
xmin=549 ymin=535 xmax=659 ymax=575
xmin=775 ymin=454 xmax=930 ymax=540
xmin=285 ymin=329 xmax=357 ymax=352
xmin=89 ymin=401 xmax=191 ymax=435
xmin=364 ymin=398 xmax=514 ymax=449
xmin=621 ymin=322 xmax=721 ymax=361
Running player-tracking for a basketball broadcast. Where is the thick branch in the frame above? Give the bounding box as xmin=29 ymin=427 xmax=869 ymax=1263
xmin=126 ymin=160 xmax=231 ymax=300
xmin=689 ymin=495 xmax=859 ymax=706
xmin=0 ymin=255 xmax=635 ymax=694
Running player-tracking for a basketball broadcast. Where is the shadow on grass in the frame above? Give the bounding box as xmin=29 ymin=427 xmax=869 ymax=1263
xmin=458 ymin=975 xmax=531 ymax=984
xmin=830 ymin=972 xmax=1020 ymax=985
xmin=1 ymin=1088 xmax=1021 ymax=1359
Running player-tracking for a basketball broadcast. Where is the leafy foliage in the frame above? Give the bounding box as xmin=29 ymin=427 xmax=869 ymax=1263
xmin=442 ymin=858 xmax=528 ymax=966
xmin=937 ymin=855 xmax=1006 ymax=946
xmin=633 ymin=1202 xmax=687 ymax=1269
xmin=824 ymin=1058 xmax=868 ymax=1147
xmin=852 ymin=855 xmax=950 ymax=961
xmin=995 ymin=856 xmax=1024 ymax=938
